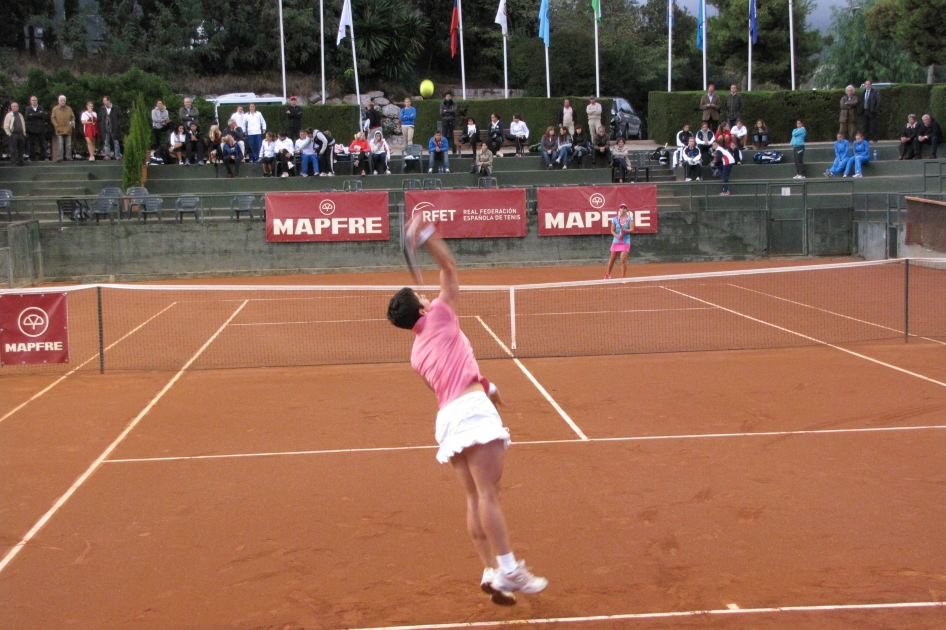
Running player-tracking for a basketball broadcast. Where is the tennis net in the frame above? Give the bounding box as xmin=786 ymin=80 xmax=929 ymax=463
xmin=1 ymin=259 xmax=944 ymax=374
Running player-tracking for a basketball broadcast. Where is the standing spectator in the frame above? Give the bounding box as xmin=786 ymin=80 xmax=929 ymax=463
xmin=696 ymin=122 xmax=715 ymax=163
xmin=507 ymin=114 xmax=529 ymax=157
xmin=898 ymin=114 xmax=920 ymax=160
xmin=285 ymin=96 xmax=303 ymax=140
xmin=731 ymin=119 xmax=748 ymax=149
xmin=839 ymin=85 xmax=859 ymax=141
xmin=228 ymin=106 xmax=246 ymax=131
xmin=682 ymin=137 xmax=702 ymax=181
xmin=586 ymin=96 xmax=603 ymax=137
xmin=169 ymin=124 xmax=187 ymax=165
xmin=3 ymin=102 xmax=27 ymax=167
xmin=260 ymin=131 xmax=277 ymax=177
xmin=555 ymin=126 xmax=572 ymax=168
xmin=917 ymin=114 xmax=941 ymax=159
xmin=318 ymin=130 xmax=336 ymax=176
xmin=558 ymin=99 xmax=576 ymax=135
xmin=428 ymin=130 xmax=450 ymax=173
xmin=369 ymin=130 xmax=391 ymax=174
xmin=440 ymin=91 xmax=459 ymax=156
xmin=845 ymin=132 xmax=870 ymax=178
xmin=243 ymin=103 xmax=266 ymax=163
xmin=98 ymin=96 xmax=122 ymax=160
xmin=571 ymin=124 xmax=590 ymax=166
xmin=459 ymin=116 xmax=480 ymax=156
xmin=178 ymin=97 xmax=199 ymax=130
xmin=151 ymin=100 xmax=170 ymax=150
xmin=790 ymin=119 xmax=807 ymax=179
xmin=349 ymin=132 xmax=370 ymax=175
xmin=699 ymin=84 xmax=721 ymax=132
xmin=610 ymin=137 xmax=631 ymax=183
xmin=296 ymin=129 xmax=320 ymax=177
xmin=364 ymin=101 xmax=382 ymax=135
xmin=25 ymin=96 xmax=48 ymax=161
xmin=593 ymin=126 xmax=611 ymax=167
xmin=825 ymin=132 xmax=852 ymax=177
xmin=226 ymin=120 xmax=247 ymax=159
xmin=751 ymin=119 xmax=768 ymax=150
xmin=80 ymin=101 xmax=99 ymax=161
xmin=712 ymin=140 xmax=736 ymax=195
xmin=221 ymin=135 xmax=242 ymax=178
xmin=486 ymin=113 xmax=504 ymax=156
xmin=861 ymin=80 xmax=881 ymax=143
xmin=51 ymin=95 xmax=76 ymax=161
xmin=399 ymin=97 xmax=417 ymax=147
xmin=725 ymin=84 xmax=744 ymax=130
xmin=274 ymin=131 xmax=295 ymax=176
xmin=472 ymin=143 xmax=493 ymax=176
xmin=185 ymin=122 xmax=204 ymax=164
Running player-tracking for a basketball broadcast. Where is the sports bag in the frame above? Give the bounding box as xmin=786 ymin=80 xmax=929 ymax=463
xmin=753 ymin=151 xmax=783 ymax=164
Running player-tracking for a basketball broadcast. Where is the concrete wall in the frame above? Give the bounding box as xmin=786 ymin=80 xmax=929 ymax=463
xmin=855 ymin=221 xmax=888 ymax=260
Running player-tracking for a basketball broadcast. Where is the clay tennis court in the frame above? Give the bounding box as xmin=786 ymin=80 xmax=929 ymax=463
xmin=1 ymin=259 xmax=945 ymax=630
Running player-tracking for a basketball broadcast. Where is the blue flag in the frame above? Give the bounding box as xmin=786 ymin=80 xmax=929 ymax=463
xmin=538 ymin=0 xmax=550 ymax=47
xmin=749 ymin=0 xmax=758 ymax=44
xmin=696 ymin=0 xmax=704 ymax=50
xmin=667 ymin=0 xmax=674 ymax=27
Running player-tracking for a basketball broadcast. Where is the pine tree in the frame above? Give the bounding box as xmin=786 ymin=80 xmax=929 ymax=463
xmin=122 ymin=93 xmax=151 ymax=191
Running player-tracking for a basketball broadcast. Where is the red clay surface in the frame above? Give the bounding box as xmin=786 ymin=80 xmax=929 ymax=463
xmin=1 ymin=260 xmax=945 ymax=629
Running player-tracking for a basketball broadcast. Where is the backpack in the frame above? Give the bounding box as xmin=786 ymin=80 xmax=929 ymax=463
xmin=753 ymin=151 xmax=783 ymax=164
xmin=652 ymin=146 xmax=670 ymax=165
xmin=67 ymin=200 xmax=90 ymax=222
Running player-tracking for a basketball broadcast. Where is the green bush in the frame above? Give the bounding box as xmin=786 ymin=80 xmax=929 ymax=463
xmin=122 ymin=93 xmax=152 ymax=190
xmin=931 ymin=86 xmax=946 ymax=125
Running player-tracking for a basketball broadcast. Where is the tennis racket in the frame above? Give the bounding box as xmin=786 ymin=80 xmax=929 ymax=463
xmin=402 ymin=216 xmax=435 ymax=284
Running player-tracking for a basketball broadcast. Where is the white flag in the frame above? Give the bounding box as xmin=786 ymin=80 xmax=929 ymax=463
xmin=337 ymin=0 xmax=353 ymax=45
xmin=495 ymin=0 xmax=508 ymax=35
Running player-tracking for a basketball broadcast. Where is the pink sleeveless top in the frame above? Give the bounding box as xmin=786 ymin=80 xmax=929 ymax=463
xmin=411 ymin=298 xmax=483 ymax=409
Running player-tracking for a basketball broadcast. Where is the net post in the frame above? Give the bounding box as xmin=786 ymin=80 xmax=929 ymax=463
xmin=97 ymin=286 xmax=105 ymax=373
xmin=904 ymin=259 xmax=909 ymax=343
xmin=509 ymin=287 xmax=517 ymax=351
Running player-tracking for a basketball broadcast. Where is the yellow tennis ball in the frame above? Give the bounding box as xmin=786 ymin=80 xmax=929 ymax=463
xmin=420 ymin=80 xmax=434 ymax=98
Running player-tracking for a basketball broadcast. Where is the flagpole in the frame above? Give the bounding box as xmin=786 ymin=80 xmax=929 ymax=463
xmin=748 ymin=32 xmax=752 ymax=91
xmin=545 ymin=46 xmax=551 ymax=98
xmin=788 ymin=0 xmax=796 ymax=90
xmin=320 ymin=0 xmax=326 ymax=103
xmin=701 ymin=0 xmax=707 ymax=90
xmin=278 ymin=0 xmax=287 ymax=102
xmin=348 ymin=15 xmax=362 ymax=130
xmin=458 ymin=0 xmax=467 ymax=100
xmin=503 ymin=35 xmax=509 ymax=98
xmin=593 ymin=5 xmax=600 ymax=97
xmin=667 ymin=0 xmax=672 ymax=92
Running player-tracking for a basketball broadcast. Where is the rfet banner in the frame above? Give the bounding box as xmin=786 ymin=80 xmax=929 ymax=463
xmin=266 ymin=191 xmax=390 ymax=242
xmin=404 ymin=189 xmax=527 ymax=238
xmin=537 ymin=185 xmax=659 ymax=236
xmin=0 ymin=293 xmax=70 ymax=365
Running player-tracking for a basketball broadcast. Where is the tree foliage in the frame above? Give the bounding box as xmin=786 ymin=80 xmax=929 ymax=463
xmin=122 ymin=92 xmax=152 ymax=190
xmin=866 ymin=0 xmax=946 ymax=70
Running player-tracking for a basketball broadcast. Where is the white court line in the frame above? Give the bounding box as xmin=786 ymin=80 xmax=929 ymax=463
xmin=338 ymin=600 xmax=946 ymax=630
xmin=728 ymin=283 xmax=946 ymax=347
xmin=475 ymin=316 xmax=588 ymax=441
xmin=662 ymin=287 xmax=946 ymax=389
xmin=0 ymin=302 xmax=178 ymax=427
xmin=104 ymin=422 xmax=946 ymax=463
xmin=0 ymin=300 xmax=247 ymax=576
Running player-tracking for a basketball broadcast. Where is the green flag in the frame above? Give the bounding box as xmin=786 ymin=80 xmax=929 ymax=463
xmin=591 ymin=0 xmax=601 ymax=20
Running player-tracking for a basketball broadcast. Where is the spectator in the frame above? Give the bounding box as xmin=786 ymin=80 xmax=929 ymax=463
xmin=459 ymin=116 xmax=480 ymax=156
xmin=428 ymin=129 xmax=450 ymax=173
xmin=50 ymin=95 xmax=76 ymax=161
xmin=440 ymin=91 xmax=459 ymax=155
xmin=285 ymin=96 xmax=303 ymax=140
xmin=507 ymin=114 xmax=529 ymax=157
xmin=226 ymin=120 xmax=247 ymax=160
xmin=731 ymin=119 xmax=748 ymax=149
xmin=221 ymin=135 xmax=242 ymax=178
xmin=728 ymin=138 xmax=743 ymax=165
xmin=593 ymin=126 xmax=611 ymax=167
xmin=558 ymin=98 xmax=576 ymax=135
xmin=98 ymin=96 xmax=122 ymax=160
xmin=790 ymin=119 xmax=807 ymax=179
xmin=260 ymin=131 xmax=277 ymax=177
xmin=151 ymin=99 xmax=170 ymax=150
xmin=610 ymin=137 xmax=631 ymax=183
xmin=369 ymin=129 xmax=391 ymax=174
xmin=206 ymin=125 xmax=223 ymax=163
xmin=674 ymin=122 xmax=693 ymax=167
xmin=295 ymin=129 xmax=319 ymax=177
xmin=244 ymin=103 xmax=266 ymax=163
xmin=571 ymin=124 xmax=591 ymax=166
xmin=169 ymin=124 xmax=187 ymax=165
xmin=839 ymin=85 xmax=859 ymax=141
xmin=899 ymin=114 xmax=920 ymax=160
xmin=917 ymin=114 xmax=941 ymax=159
xmin=349 ymin=131 xmax=370 ymax=176
xmin=24 ymin=96 xmax=48 ymax=161
xmin=555 ymin=126 xmax=573 ymax=168
xmin=700 ymin=84 xmax=721 ymax=132
xmin=179 ymin=97 xmax=198 ymax=130
xmin=682 ymin=137 xmax=702 ymax=181
xmin=712 ymin=139 xmax=736 ymax=195
xmin=825 ymin=132 xmax=852 ymax=178
xmin=399 ymin=97 xmax=417 ymax=147
xmin=715 ymin=122 xmax=733 ymax=149
xmin=228 ymin=106 xmax=246 ymax=131
xmin=319 ymin=130 xmax=336 ymax=176
xmin=80 ymin=101 xmax=99 ymax=161
xmin=540 ymin=126 xmax=557 ymax=169
xmin=274 ymin=131 xmax=295 ymax=176
xmin=486 ymin=113 xmax=504 ymax=156
xmin=751 ymin=119 xmax=768 ymax=150
xmin=845 ymin=131 xmax=870 ymax=178
xmin=586 ymin=96 xmax=603 ymax=137
xmin=861 ymin=80 xmax=881 ymax=143
xmin=3 ymin=102 xmax=27 ymax=167
xmin=725 ymin=84 xmax=744 ymax=130
xmin=696 ymin=122 xmax=715 ymax=163
xmin=185 ymin=122 xmax=204 ymax=164
xmin=364 ymin=101 xmax=382 ymax=135
xmin=472 ymin=143 xmax=493 ymax=176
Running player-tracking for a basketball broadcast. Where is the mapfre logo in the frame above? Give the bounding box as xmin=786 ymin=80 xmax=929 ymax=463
xmin=589 ymin=193 xmax=606 ymax=209
xmin=319 ymin=199 xmax=336 ymax=215
xmin=18 ymin=307 xmax=49 ymax=338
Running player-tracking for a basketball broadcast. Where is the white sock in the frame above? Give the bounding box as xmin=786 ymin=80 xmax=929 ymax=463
xmin=497 ymin=552 xmax=518 ymax=574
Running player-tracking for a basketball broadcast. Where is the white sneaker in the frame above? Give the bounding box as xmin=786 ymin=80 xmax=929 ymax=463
xmin=300 ymin=173 xmax=308 ymax=177
xmin=562 ymin=165 xmax=567 ymax=169
xmin=428 ymin=168 xmax=433 ymax=173
xmin=481 ymin=568 xmax=517 ymax=606
xmin=853 ymin=173 xmax=862 ymax=178
xmin=491 ymin=561 xmax=547 ymax=594
xmin=445 ymin=168 xmax=450 ymax=173
xmin=385 ymin=169 xmax=391 ymax=174
xmin=685 ymin=178 xmax=691 ymax=182
xmin=373 ymin=170 xmax=378 ymax=175
xmin=281 ymin=172 xmax=289 ymax=178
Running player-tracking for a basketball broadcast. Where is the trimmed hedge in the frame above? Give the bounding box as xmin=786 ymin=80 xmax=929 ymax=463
xmin=648 ymin=85 xmax=938 ymax=145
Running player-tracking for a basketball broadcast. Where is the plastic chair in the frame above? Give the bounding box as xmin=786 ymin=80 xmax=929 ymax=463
xmin=422 ymin=178 xmax=443 ymax=190
xmin=92 ymin=196 xmax=117 ymax=223
xmin=477 ymin=177 xmax=498 ymax=189
xmin=343 ymin=180 xmax=363 ymax=192
xmin=175 ymin=195 xmax=202 ymax=223
xmin=139 ymin=196 xmax=163 ymax=221
xmin=56 ymin=198 xmax=90 ymax=226
xmin=402 ymin=179 xmax=422 ymax=191
xmin=0 ymin=190 xmax=12 ymax=222
xmin=125 ymin=187 xmax=149 ymax=219
xmin=401 ymin=144 xmax=424 ymax=174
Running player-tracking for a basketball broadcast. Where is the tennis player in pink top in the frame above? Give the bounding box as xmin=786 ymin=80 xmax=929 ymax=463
xmin=387 ymin=224 xmax=548 ymax=605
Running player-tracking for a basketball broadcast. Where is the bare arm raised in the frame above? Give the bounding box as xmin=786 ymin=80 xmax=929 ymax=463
xmin=422 ymin=229 xmax=460 ymax=310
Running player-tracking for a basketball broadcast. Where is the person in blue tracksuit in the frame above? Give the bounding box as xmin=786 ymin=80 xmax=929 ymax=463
xmin=826 ymin=132 xmax=852 ymax=177
xmin=845 ymin=132 xmax=871 ymax=178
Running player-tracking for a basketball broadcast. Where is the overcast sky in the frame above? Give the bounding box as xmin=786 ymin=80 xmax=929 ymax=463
xmin=673 ymin=0 xmax=840 ymax=33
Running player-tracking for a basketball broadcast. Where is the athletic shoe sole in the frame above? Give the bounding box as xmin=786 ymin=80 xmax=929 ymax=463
xmin=481 ymin=581 xmax=517 ymax=606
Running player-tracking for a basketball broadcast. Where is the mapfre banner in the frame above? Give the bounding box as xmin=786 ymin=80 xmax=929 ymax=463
xmin=404 ymin=189 xmax=527 ymax=238
xmin=0 ymin=293 xmax=70 ymax=366
xmin=537 ymin=185 xmax=658 ymax=236
xmin=266 ymin=192 xmax=390 ymax=242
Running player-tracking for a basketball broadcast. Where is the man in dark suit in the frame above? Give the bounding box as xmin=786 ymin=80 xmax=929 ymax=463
xmin=917 ymin=114 xmax=941 ymax=159
xmin=861 ymin=80 xmax=881 ymax=143
xmin=98 ymin=96 xmax=123 ymax=160
xmin=24 ymin=95 xmax=48 ymax=161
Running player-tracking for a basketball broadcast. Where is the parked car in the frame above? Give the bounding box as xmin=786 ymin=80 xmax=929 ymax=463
xmin=608 ymin=97 xmax=645 ymax=140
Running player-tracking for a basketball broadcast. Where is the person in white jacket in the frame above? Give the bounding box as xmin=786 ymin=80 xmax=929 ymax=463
xmin=274 ymin=131 xmax=295 ymax=177
xmin=369 ymin=130 xmax=391 ymax=174
xmin=260 ymin=131 xmax=277 ymax=177
xmin=243 ymin=103 xmax=267 ymax=163
xmin=506 ymin=114 xmax=530 ymax=157
xmin=295 ymin=129 xmax=321 ymax=177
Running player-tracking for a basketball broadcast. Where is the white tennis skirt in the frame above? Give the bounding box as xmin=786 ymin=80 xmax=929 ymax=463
xmin=435 ymin=391 xmax=511 ymax=463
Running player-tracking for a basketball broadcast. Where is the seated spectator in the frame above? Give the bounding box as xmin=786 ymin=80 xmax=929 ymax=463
xmin=507 ymin=114 xmax=530 ymax=157
xmin=555 ymin=126 xmax=573 ymax=168
xmin=845 ymin=131 xmax=870 ymax=178
xmin=674 ymin=123 xmax=693 ymax=167
xmin=611 ymin=137 xmax=632 ymax=183
xmin=274 ymin=131 xmax=295 ymax=176
xmin=825 ymin=132 xmax=852 ymax=178
xmin=731 ymin=119 xmax=748 ymax=148
xmin=752 ymin=119 xmax=769 ymax=150
xmin=221 ymin=135 xmax=242 ymax=178
xmin=540 ymin=126 xmax=558 ymax=169
xmin=349 ymin=132 xmax=370 ymax=175
xmin=917 ymin=114 xmax=941 ymax=159
xmin=711 ymin=140 xmax=736 ymax=195
xmin=486 ymin=113 xmax=504 ymax=156
xmin=715 ymin=122 xmax=733 ymax=150
xmin=185 ymin=122 xmax=204 ymax=164
xmin=260 ymin=131 xmax=277 ymax=177
xmin=295 ymin=129 xmax=320 ymax=177
xmin=899 ymin=114 xmax=920 ymax=159
xmin=472 ymin=143 xmax=493 ymax=176
xmin=369 ymin=130 xmax=391 ymax=174
xmin=226 ymin=120 xmax=247 ymax=160
xmin=695 ymin=122 xmax=715 ymax=164
xmin=169 ymin=124 xmax=187 ymax=165
xmin=682 ymin=137 xmax=702 ymax=181
xmin=593 ymin=126 xmax=611 ymax=167
xmin=571 ymin=124 xmax=591 ymax=165
xmin=428 ymin=130 xmax=450 ymax=173
xmin=459 ymin=116 xmax=480 ymax=156
xmin=203 ymin=125 xmax=221 ymax=163
xmin=729 ymin=138 xmax=743 ymax=165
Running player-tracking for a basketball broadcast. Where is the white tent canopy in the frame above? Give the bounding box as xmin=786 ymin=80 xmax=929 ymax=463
xmin=210 ymin=93 xmax=286 ymax=124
